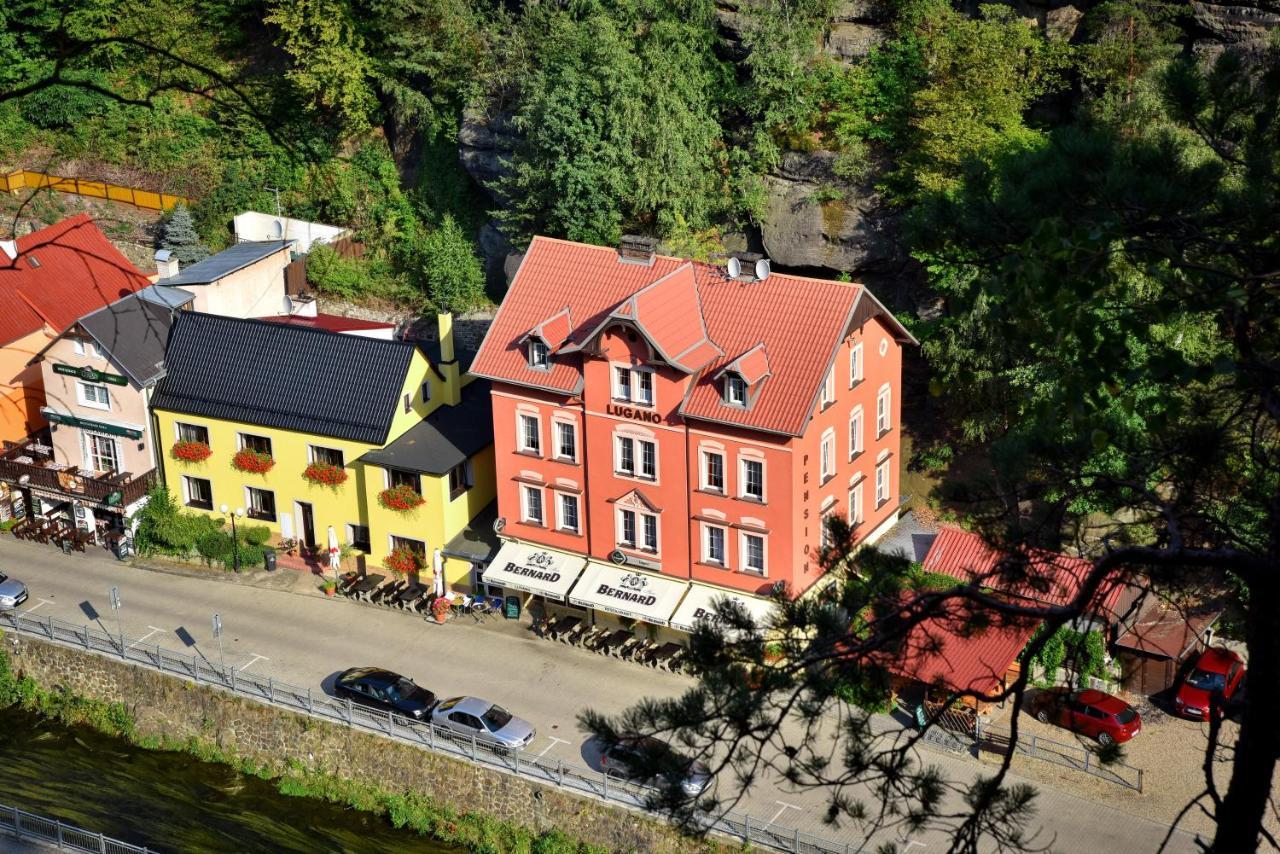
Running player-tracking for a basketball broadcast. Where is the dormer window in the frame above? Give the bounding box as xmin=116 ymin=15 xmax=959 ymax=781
xmin=724 ymin=373 xmax=747 ymax=406
xmin=527 ymin=337 xmax=550 ymax=370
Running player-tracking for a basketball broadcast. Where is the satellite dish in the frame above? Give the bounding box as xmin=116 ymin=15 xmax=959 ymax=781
xmin=754 ymin=259 xmax=771 ymax=281
xmin=492 ymin=517 xmax=506 ymax=534
xmin=271 ymin=219 xmax=284 ymax=239
xmin=726 ymin=256 xmax=741 ymax=279
xmin=609 ymin=549 xmax=628 ymax=566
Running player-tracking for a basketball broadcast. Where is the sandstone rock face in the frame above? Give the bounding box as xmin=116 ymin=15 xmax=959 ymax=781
xmin=458 ymin=108 xmax=520 ymax=202
xmin=478 ymin=221 xmax=524 ymax=291
xmin=1044 ymin=5 xmax=1084 ymax=41
xmin=1190 ymin=0 xmax=1280 ymax=54
xmin=824 ymin=23 xmax=885 ymax=61
xmin=760 ymin=151 xmax=903 ymax=273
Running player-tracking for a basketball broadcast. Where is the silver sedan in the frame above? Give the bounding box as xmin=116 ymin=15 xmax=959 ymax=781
xmin=430 ymin=696 xmax=535 ymax=751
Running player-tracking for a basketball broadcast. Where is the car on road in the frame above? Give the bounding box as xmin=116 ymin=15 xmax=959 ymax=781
xmin=430 ymin=696 xmax=535 ymax=751
xmin=334 ymin=667 xmax=436 ymax=719
xmin=0 ymin=571 xmax=29 ymax=610
xmin=1174 ymin=647 xmax=1246 ymax=720
xmin=1028 ymin=688 xmax=1142 ymax=746
xmin=600 ymin=734 xmax=713 ymax=800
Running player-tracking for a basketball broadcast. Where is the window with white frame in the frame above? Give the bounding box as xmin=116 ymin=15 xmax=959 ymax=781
xmin=875 ymin=459 xmax=890 ymax=506
xmin=73 ymin=338 xmax=100 ymax=359
xmin=642 ymin=513 xmax=658 ymax=551
xmin=84 ymin=433 xmax=119 ymax=472
xmin=849 ymin=342 xmax=863 ymax=387
xmin=182 ymin=475 xmax=213 ymax=510
xmin=76 ymin=381 xmax=110 ymax=410
xmin=615 ymin=436 xmax=635 ymax=475
xmin=820 ymin=505 xmax=836 ymax=549
xmin=820 ymin=429 xmax=835 ymax=482
xmin=387 ymin=468 xmax=420 ymax=492
xmin=635 ymin=370 xmax=654 ymax=406
xmin=527 ymin=337 xmax=550 ymax=369
xmin=876 ymin=384 xmax=892 ymax=435
xmin=246 ymin=486 xmax=276 ymax=521
xmin=447 ymin=461 xmax=472 ymax=498
xmin=613 ymin=366 xmax=655 ymax=406
xmin=554 ymin=421 xmax=577 ymax=462
xmin=238 ymin=432 xmax=272 ymax=456
xmin=389 ymin=535 xmax=427 ymax=564
xmin=640 ymin=440 xmax=656 ymax=478
xmin=521 ymin=484 xmax=545 ymax=525
xmin=741 ymin=458 xmax=764 ymax=501
xmin=421 ymin=380 xmax=431 ymax=402
xmin=702 ymin=523 xmax=726 ymax=565
xmin=618 ymin=509 xmax=659 ymax=552
xmin=821 ymin=364 xmax=836 ymax=407
xmin=613 ymin=366 xmax=632 ymax=401
xmin=701 ymin=450 xmax=725 ymax=492
xmin=740 ymin=532 xmax=766 ymax=575
xmin=518 ymin=413 xmax=541 ymax=455
xmin=723 ymin=373 xmax=747 ymax=406
xmin=615 ymin=435 xmax=655 ymax=479
xmin=849 ymin=406 xmax=864 ymax=459
xmin=309 ymin=445 xmax=345 ymax=467
xmin=347 ymin=524 xmax=371 ymax=552
xmin=849 ymin=481 xmax=864 ymax=525
xmin=617 ymin=509 xmax=636 ymax=548
xmin=176 ymin=422 xmax=208 ymax=445
xmin=558 ymin=493 xmax=580 ymax=533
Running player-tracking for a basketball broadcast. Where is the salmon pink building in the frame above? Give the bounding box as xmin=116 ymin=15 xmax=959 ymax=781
xmin=471 ymin=236 xmax=915 ymax=636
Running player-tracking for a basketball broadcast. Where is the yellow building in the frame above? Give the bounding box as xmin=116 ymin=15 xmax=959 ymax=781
xmin=150 ymin=311 xmax=494 ymax=581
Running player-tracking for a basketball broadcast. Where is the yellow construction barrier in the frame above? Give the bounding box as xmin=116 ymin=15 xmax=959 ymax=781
xmin=0 ymin=170 xmax=188 ymax=210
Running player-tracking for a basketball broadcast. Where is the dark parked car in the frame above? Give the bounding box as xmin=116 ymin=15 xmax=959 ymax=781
xmin=334 ymin=667 xmax=436 ymax=719
xmin=1174 ymin=647 xmax=1246 ymax=720
xmin=601 ymin=735 xmax=713 ymax=800
xmin=430 ymin=696 xmax=536 ymax=751
xmin=1029 ymin=688 xmax=1142 ymax=746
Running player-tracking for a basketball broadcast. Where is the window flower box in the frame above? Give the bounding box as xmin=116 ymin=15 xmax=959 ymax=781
xmin=171 ymin=440 xmax=212 ymax=462
xmin=231 ymin=448 xmax=274 ymax=474
xmin=302 ymin=461 xmax=348 ymax=487
xmin=378 ymin=484 xmax=424 ymax=512
xmin=384 ymin=546 xmax=422 ymax=577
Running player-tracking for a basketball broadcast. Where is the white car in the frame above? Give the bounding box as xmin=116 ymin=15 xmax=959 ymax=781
xmin=0 ymin=572 xmax=29 ymax=610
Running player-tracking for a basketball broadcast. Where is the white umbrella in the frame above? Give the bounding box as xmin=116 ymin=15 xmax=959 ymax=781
xmin=327 ymin=526 xmax=340 ymax=578
xmin=432 ymin=548 xmax=445 ymax=598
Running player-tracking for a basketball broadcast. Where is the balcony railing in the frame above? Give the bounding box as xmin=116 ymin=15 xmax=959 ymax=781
xmin=0 ymin=446 xmax=155 ymax=508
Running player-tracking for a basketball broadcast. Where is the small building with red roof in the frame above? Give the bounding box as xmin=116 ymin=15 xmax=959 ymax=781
xmin=0 ymin=215 xmax=150 ymax=442
xmin=471 ymin=235 xmax=915 ymax=639
xmin=260 ymin=313 xmax=397 ymax=339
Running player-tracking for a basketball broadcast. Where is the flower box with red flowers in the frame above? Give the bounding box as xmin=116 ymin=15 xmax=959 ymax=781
xmin=302 ymin=461 xmax=348 ymax=487
xmin=378 ymin=484 xmax=425 ymax=512
xmin=384 ymin=546 xmax=422 ymax=576
xmin=171 ymin=440 xmax=212 ymax=463
xmin=231 ymin=448 xmax=275 ymax=474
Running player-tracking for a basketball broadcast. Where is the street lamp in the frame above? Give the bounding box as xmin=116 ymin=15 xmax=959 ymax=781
xmin=220 ymin=503 xmax=245 ymax=573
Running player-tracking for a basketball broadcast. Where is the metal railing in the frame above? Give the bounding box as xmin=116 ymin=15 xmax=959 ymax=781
xmin=982 ymin=723 xmax=1144 ymax=792
xmin=0 ymin=801 xmax=149 ymax=853
xmin=0 ymin=611 xmax=857 ymax=854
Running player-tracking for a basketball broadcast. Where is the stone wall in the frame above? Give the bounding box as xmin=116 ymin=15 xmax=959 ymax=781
xmin=8 ymin=635 xmax=721 ymax=854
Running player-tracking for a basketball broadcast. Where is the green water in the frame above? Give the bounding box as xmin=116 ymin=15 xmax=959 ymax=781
xmin=0 ymin=705 xmax=456 ymax=853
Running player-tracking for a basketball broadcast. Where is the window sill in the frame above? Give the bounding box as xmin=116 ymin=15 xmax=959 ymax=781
xmin=739 ymin=568 xmax=766 ymax=577
xmin=696 ymin=560 xmax=727 ymax=570
xmin=615 ymin=472 xmax=657 ymax=483
xmin=79 ymin=402 xmax=111 ymax=412
xmin=247 ymin=513 xmax=276 ymax=523
xmin=848 ymin=451 xmax=863 ymax=463
xmin=449 ymin=487 xmax=469 ymax=502
xmin=877 ymin=429 xmax=891 ymax=439
xmin=849 ymin=379 xmax=864 ymax=391
xmin=820 ymin=473 xmax=835 ymax=486
xmin=619 ymin=546 xmax=660 ymax=558
xmin=557 ymin=527 xmax=582 ymax=536
xmin=187 ymin=502 xmax=213 ymax=511
xmin=875 ymin=498 xmax=889 ymax=509
xmin=520 ymin=519 xmax=546 ymax=528
xmin=737 ymin=494 xmax=766 ymax=505
xmin=693 ymin=487 xmax=726 ymax=497
xmin=514 ymin=449 xmax=543 ymax=460
xmin=552 ymin=455 xmax=580 ymax=465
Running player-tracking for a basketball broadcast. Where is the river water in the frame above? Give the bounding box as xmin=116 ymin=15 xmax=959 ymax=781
xmin=0 ymin=705 xmax=455 ymax=852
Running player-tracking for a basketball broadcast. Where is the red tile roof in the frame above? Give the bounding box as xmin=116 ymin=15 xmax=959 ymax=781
xmin=260 ymin=313 xmax=396 ymax=333
xmin=887 ymin=602 xmax=1037 ymax=696
xmin=0 ymin=214 xmax=150 ymax=346
xmin=720 ymin=343 xmax=772 ymax=386
xmin=1113 ymin=600 xmax=1219 ymax=659
xmin=922 ymin=527 xmax=1127 ymax=614
xmin=471 ymin=237 xmax=915 ymax=436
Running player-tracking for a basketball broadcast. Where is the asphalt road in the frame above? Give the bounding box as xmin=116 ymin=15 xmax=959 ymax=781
xmin=0 ymin=537 xmax=1205 ymax=854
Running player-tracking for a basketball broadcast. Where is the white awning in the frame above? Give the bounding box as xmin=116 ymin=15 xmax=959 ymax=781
xmin=669 ymin=583 xmax=777 ymax=635
xmin=569 ymin=562 xmax=688 ymax=626
xmin=481 ymin=540 xmax=587 ymax=602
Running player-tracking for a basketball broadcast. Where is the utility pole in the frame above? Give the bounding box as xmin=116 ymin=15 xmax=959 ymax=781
xmin=109 ymin=586 xmax=122 ymax=654
xmin=212 ymin=613 xmax=225 ymax=674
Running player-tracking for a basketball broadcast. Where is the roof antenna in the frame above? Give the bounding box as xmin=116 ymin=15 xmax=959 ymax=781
xmin=726 ymin=257 xmax=741 ymax=279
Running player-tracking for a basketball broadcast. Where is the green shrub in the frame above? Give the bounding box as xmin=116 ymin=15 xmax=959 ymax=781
xmin=242 ymin=525 xmax=272 ymax=546
xmin=18 ymin=83 xmax=115 ymax=129
xmin=132 ymin=487 xmax=225 ymax=557
xmin=196 ymin=530 xmax=233 ymax=562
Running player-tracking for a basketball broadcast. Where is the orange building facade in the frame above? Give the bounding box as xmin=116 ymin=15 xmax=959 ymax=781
xmin=472 ymin=237 xmax=915 ymax=633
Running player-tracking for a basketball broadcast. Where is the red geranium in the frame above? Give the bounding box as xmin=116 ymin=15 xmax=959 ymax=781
xmin=384 ymin=546 xmax=422 ymax=576
xmin=171 ymin=440 xmax=212 ymax=462
xmin=378 ymin=484 xmax=424 ymax=512
xmin=231 ymin=448 xmax=274 ymax=473
xmin=302 ymin=461 xmax=348 ymax=486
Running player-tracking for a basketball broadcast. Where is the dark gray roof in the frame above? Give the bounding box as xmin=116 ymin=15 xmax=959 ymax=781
xmin=79 ymin=291 xmax=190 ymax=387
xmin=159 ymin=241 xmax=292 ymax=286
xmin=151 ymin=311 xmax=416 ymax=444
xmin=874 ymin=510 xmax=938 ymax=564
xmin=357 ymin=379 xmax=493 ymax=474
xmin=137 ymin=284 xmax=196 ymax=309
xmin=444 ymin=501 xmax=499 ymax=562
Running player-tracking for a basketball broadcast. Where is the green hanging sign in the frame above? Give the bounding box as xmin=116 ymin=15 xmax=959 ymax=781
xmin=44 ymin=411 xmax=143 ymax=440
xmin=52 ymin=363 xmax=129 ymax=386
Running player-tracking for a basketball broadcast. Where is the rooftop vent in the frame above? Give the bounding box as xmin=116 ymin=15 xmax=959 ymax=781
xmin=154 ymin=248 xmax=179 ymax=280
xmin=0 ymin=241 xmax=15 ymax=261
xmin=618 ymin=234 xmax=657 ymax=265
xmin=726 ymin=252 xmax=769 ymax=282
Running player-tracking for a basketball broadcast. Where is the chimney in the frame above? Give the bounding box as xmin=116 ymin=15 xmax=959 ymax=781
xmin=436 ymin=312 xmax=461 ymax=406
xmin=618 ymin=234 xmax=657 ymax=265
xmin=154 ymin=249 xmax=179 ymax=279
xmin=0 ymin=240 xmax=16 ymax=262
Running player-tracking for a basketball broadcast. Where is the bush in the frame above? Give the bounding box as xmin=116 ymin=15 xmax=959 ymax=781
xmin=132 ymin=487 xmax=224 ymax=557
xmin=196 ymin=530 xmax=233 ymax=562
xmin=18 ymin=83 xmax=115 ymax=129
xmin=242 ymin=525 xmax=271 ymax=546
xmin=421 ymin=214 xmax=486 ymax=312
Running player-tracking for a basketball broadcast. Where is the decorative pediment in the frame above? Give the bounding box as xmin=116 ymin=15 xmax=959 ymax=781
xmin=607 ymin=488 xmax=663 ymax=513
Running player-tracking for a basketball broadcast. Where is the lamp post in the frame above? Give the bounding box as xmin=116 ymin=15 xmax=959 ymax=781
xmin=220 ymin=503 xmax=245 ymax=573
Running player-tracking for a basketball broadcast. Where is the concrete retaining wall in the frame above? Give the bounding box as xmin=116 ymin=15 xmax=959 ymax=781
xmin=7 ymin=634 xmax=719 ymax=853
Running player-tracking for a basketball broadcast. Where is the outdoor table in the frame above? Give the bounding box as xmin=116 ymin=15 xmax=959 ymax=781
xmin=395 ymin=583 xmax=426 ymax=607
xmin=553 ymin=616 xmax=582 ymax=641
xmin=651 ymin=642 xmax=684 ymax=668
xmin=351 ymin=573 xmax=386 ymax=600
xmin=600 ymin=630 xmax=634 ymax=656
xmin=27 ymin=443 xmax=51 ymax=454
xmin=13 ymin=455 xmax=31 ymax=464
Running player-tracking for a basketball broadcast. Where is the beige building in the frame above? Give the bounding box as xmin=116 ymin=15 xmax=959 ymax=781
xmin=156 ymin=240 xmax=294 ymax=318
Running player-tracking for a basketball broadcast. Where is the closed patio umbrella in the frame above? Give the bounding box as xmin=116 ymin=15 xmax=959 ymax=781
xmin=432 ymin=548 xmax=445 ymax=598
xmin=327 ymin=526 xmax=341 ymax=579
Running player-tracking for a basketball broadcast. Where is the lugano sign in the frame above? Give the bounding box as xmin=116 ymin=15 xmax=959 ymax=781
xmin=605 ymin=403 xmax=662 ymax=425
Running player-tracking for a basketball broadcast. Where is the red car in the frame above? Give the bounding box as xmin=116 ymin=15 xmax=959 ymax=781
xmin=1174 ymin=647 xmax=1246 ymax=720
xmin=1030 ymin=688 xmax=1142 ymax=746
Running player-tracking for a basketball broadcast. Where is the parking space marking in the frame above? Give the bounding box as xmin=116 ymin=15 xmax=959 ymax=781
xmin=536 ymin=736 xmax=570 ymax=758
xmin=127 ymin=626 xmax=166 ymax=649
xmin=764 ymin=801 xmax=801 ymax=828
xmin=237 ymin=653 xmax=269 ymax=673
xmin=902 ymin=842 xmax=927 ymax=851
xmin=23 ymin=599 xmax=54 ymax=613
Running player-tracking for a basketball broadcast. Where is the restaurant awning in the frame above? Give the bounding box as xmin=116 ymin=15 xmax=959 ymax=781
xmin=481 ymin=540 xmax=586 ymax=602
xmin=568 ymin=561 xmax=688 ymax=626
xmin=669 ymin=583 xmax=777 ymax=635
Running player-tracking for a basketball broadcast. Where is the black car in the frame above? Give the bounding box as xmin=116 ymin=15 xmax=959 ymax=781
xmin=334 ymin=667 xmax=436 ymax=719
xmin=600 ymin=735 xmax=713 ymax=799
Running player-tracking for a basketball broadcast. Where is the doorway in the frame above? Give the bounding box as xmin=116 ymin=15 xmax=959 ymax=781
xmin=295 ymin=501 xmax=317 ymax=550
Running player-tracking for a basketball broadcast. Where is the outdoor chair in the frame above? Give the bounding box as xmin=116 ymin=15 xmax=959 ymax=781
xmin=534 ymin=615 xmax=558 ymax=639
xmin=376 ymin=581 xmax=404 ymax=605
xmin=625 ymin=640 xmax=656 ymax=664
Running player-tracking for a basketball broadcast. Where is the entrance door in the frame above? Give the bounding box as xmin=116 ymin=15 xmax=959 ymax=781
xmin=296 ymin=502 xmax=317 ymax=550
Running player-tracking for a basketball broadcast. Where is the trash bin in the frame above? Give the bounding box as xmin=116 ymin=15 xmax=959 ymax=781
xmin=114 ymin=538 xmax=131 ymax=561
xmin=262 ymin=548 xmax=277 ymax=572
xmin=504 ymin=595 xmax=521 ymax=620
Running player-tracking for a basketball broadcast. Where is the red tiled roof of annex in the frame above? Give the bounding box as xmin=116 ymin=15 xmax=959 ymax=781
xmin=888 ymin=607 xmax=1038 ymax=696
xmin=0 ymin=214 xmax=150 ymax=347
xmin=1113 ymin=600 xmax=1220 ymax=659
xmin=261 ymin=313 xmax=396 ymax=333
xmin=922 ymin=527 xmax=1127 ymax=614
xmin=471 ymin=236 xmax=913 ymax=436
